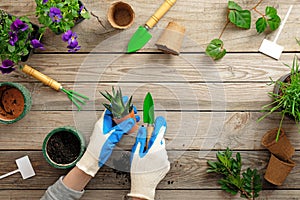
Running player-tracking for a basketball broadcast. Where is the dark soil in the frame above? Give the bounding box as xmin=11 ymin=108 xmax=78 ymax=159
xmin=0 ymin=86 xmax=25 ymax=120
xmin=114 ymin=8 xmax=132 ymax=26
xmin=46 ymin=131 xmax=81 ymax=164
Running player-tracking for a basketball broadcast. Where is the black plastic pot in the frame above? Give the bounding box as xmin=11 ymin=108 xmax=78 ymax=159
xmin=21 ymin=23 xmax=41 ymax=62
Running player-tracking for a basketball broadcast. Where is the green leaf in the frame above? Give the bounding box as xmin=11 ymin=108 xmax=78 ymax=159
xmin=228 ymin=9 xmax=251 ymax=29
xmin=265 ymin=6 xmax=278 ymax=17
xmin=8 ymin=45 xmax=15 ymax=53
xmin=81 ymin=9 xmax=91 ymax=19
xmin=267 ymin=15 xmax=281 ymax=31
xmin=206 ymin=39 xmax=226 ymax=60
xmin=228 ymin=1 xmax=242 ymax=11
xmin=256 ymin=17 xmax=267 ymax=33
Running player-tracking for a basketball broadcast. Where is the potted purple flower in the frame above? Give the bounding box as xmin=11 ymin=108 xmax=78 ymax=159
xmin=0 ymin=9 xmax=44 ymax=74
xmin=35 ymin=0 xmax=90 ymax=52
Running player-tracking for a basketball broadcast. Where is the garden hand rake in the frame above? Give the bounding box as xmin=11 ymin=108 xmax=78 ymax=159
xmin=21 ymin=65 xmax=89 ymax=111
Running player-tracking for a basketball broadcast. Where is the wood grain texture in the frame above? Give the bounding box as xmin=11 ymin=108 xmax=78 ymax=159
xmin=1 ymin=53 xmax=297 ymax=83
xmin=1 ymin=111 xmax=299 ymax=151
xmin=0 ymin=81 xmax=284 ymax=111
xmin=0 ymin=151 xmax=299 ymax=190
xmin=1 ymin=0 xmax=299 ymax=52
xmin=1 ymin=189 xmax=300 ymax=200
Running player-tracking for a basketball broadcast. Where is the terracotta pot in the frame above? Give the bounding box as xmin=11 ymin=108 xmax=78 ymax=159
xmin=261 ymin=128 xmax=295 ymax=161
xmin=107 ymin=1 xmax=135 ymax=29
xmin=113 ymin=109 xmax=139 ymax=134
xmin=264 ymin=154 xmax=295 ymax=186
xmin=0 ymin=82 xmax=32 ymax=124
xmin=42 ymin=126 xmax=86 ymax=169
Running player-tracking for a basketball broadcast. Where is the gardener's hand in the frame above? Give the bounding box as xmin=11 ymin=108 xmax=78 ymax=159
xmin=76 ymin=106 xmax=139 ymax=177
xmin=128 ymin=116 xmax=170 ymax=200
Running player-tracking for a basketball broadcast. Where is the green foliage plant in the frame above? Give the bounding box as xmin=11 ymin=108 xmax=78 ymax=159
xmin=100 ymin=87 xmax=134 ymax=119
xmin=207 ymin=148 xmax=262 ymax=199
xmin=35 ymin=0 xmax=90 ymax=34
xmin=206 ymin=0 xmax=281 ymax=60
xmin=258 ymin=56 xmax=300 ymax=141
xmin=0 ymin=9 xmax=42 ymax=73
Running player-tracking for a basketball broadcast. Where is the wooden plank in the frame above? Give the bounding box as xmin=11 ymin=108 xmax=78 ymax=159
xmin=0 ymin=151 xmax=299 ymax=190
xmin=1 ymin=111 xmax=300 ymax=150
xmin=0 ymin=81 xmax=284 ymax=111
xmin=2 ymin=53 xmax=296 ymax=83
xmin=1 ymin=1 xmax=299 ymax=52
xmin=1 ymin=189 xmax=300 ymax=200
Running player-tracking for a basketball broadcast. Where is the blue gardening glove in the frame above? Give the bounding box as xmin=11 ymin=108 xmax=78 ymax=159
xmin=76 ymin=106 xmax=139 ymax=177
xmin=128 ymin=116 xmax=170 ymax=200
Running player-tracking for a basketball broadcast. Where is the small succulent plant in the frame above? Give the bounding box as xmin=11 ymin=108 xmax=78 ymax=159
xmin=100 ymin=87 xmax=133 ymax=119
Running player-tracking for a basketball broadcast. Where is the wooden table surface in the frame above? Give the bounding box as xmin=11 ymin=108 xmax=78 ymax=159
xmin=1 ymin=0 xmax=300 ymax=199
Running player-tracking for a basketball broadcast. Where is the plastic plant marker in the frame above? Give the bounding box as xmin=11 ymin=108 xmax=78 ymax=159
xmin=0 ymin=156 xmax=35 ymax=180
xmin=259 ymin=5 xmax=293 ymax=60
xmin=127 ymin=0 xmax=177 ymax=53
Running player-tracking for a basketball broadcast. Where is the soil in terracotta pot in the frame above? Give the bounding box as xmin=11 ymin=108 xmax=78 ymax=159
xmin=113 ymin=6 xmax=133 ymax=26
xmin=47 ymin=131 xmax=81 ymax=164
xmin=0 ymin=86 xmax=25 ymax=121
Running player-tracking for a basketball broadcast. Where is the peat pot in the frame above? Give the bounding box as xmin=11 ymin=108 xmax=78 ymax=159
xmin=43 ymin=126 xmax=86 ymax=169
xmin=264 ymin=154 xmax=296 ymax=186
xmin=0 ymin=82 xmax=32 ymax=124
xmin=261 ymin=128 xmax=295 ymax=161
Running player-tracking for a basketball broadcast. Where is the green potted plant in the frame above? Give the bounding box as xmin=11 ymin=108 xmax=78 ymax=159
xmin=0 ymin=82 xmax=32 ymax=124
xmin=0 ymin=9 xmax=43 ymax=74
xmin=258 ymin=56 xmax=300 ymax=141
xmin=100 ymin=87 xmax=139 ymax=133
xmin=42 ymin=126 xmax=86 ymax=169
xmin=35 ymin=0 xmax=90 ymax=52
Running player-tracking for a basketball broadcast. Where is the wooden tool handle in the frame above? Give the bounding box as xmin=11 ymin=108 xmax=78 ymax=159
xmin=21 ymin=65 xmax=61 ymax=91
xmin=145 ymin=0 xmax=177 ymax=29
xmin=145 ymin=125 xmax=154 ymax=150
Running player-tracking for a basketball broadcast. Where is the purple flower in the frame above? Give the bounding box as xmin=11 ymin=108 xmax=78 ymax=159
xmin=9 ymin=31 xmax=18 ymax=46
xmin=68 ymin=46 xmax=81 ymax=52
xmin=62 ymin=30 xmax=72 ymax=42
xmin=79 ymin=5 xmax=86 ymax=14
xmin=67 ymin=38 xmax=79 ymax=49
xmin=49 ymin=7 xmax=62 ymax=23
xmin=42 ymin=0 xmax=48 ymax=3
xmin=0 ymin=60 xmax=15 ymax=74
xmin=10 ymin=19 xmax=28 ymax=32
xmin=31 ymin=39 xmax=45 ymax=50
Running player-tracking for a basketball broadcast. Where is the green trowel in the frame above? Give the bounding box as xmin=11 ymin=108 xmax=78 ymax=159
xmin=127 ymin=0 xmax=177 ymax=53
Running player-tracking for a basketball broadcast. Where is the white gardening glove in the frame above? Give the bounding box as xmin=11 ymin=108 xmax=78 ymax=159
xmin=128 ymin=116 xmax=170 ymax=200
xmin=76 ymin=109 xmax=137 ymax=177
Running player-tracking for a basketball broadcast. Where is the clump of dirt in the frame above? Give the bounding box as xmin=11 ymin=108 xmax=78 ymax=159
xmin=0 ymin=85 xmax=25 ymax=121
xmin=46 ymin=131 xmax=81 ymax=164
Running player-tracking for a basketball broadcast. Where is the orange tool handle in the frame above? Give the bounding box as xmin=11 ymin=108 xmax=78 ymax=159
xmin=146 ymin=0 xmax=177 ymax=29
xmin=21 ymin=65 xmax=62 ymax=91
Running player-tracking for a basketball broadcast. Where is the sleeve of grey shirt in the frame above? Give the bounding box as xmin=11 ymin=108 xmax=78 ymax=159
xmin=40 ymin=176 xmax=84 ymax=200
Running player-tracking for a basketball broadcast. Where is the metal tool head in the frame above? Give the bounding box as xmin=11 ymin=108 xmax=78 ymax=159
xmin=259 ymin=39 xmax=284 ymax=60
xmin=16 ymin=156 xmax=36 ymax=179
xmin=127 ymin=26 xmax=152 ymax=53
xmin=143 ymin=92 xmax=155 ymax=124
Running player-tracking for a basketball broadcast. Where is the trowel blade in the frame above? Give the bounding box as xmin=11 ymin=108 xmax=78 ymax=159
xmin=259 ymin=39 xmax=284 ymax=60
xmin=16 ymin=156 xmax=35 ymax=179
